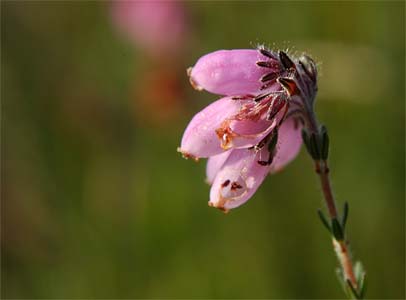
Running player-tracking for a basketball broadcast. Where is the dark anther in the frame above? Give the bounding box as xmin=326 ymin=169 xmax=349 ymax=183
xmin=231 ymin=94 xmax=255 ymax=100
xmin=267 ymin=131 xmax=278 ymax=153
xmin=254 ymin=93 xmax=271 ymax=102
xmin=260 ymin=72 xmax=278 ymax=83
xmin=259 ymin=48 xmax=277 ymax=60
xmin=257 ymin=130 xmax=278 ymax=166
xmin=279 ymin=51 xmax=296 ymax=70
xmin=257 ymin=160 xmax=271 ymax=166
xmin=231 ymin=182 xmax=243 ymax=190
xmin=221 ymin=180 xmax=230 ymax=188
xmin=256 ymin=61 xmax=275 ymax=68
xmin=267 ymin=97 xmax=286 ymax=120
xmin=258 ymin=154 xmax=274 ymax=166
xmin=277 ymin=77 xmax=299 ymax=96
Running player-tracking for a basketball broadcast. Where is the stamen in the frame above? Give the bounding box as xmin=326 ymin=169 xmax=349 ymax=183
xmin=231 ymin=94 xmax=255 ymax=100
xmin=260 ymin=72 xmax=278 ymax=83
xmin=257 ymin=130 xmax=278 ymax=166
xmin=251 ymin=137 xmax=268 ymax=152
xmin=257 ymin=160 xmax=270 ymax=166
xmin=231 ymin=182 xmax=243 ymax=191
xmin=219 ymin=176 xmax=248 ymax=202
xmin=256 ymin=61 xmax=275 ymax=68
xmin=277 ymin=77 xmax=300 ymax=96
xmin=254 ymin=93 xmax=271 ymax=102
xmin=259 ymin=48 xmax=278 ymax=60
xmin=221 ymin=179 xmax=231 ymax=187
xmin=279 ymin=51 xmax=296 ymax=70
xmin=267 ymin=97 xmax=287 ymax=121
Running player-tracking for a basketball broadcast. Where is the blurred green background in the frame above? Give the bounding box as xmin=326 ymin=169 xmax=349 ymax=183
xmin=1 ymin=1 xmax=405 ymax=299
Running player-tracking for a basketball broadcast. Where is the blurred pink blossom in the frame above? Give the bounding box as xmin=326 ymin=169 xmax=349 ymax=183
xmin=111 ymin=0 xmax=188 ymax=56
xmin=179 ymin=48 xmax=318 ymax=212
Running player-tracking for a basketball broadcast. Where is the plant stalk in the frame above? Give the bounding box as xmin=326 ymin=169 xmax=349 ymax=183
xmin=314 ymin=160 xmax=358 ymax=289
xmin=303 ymin=107 xmax=361 ymax=295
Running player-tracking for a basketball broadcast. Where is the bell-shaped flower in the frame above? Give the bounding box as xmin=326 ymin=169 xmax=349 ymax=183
xmin=179 ymin=47 xmax=318 ymax=211
xmin=188 ymin=49 xmax=281 ymax=95
xmin=207 ymin=118 xmax=302 ymax=212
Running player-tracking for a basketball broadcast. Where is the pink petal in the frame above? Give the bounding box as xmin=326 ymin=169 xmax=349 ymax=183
xmin=270 ymin=117 xmax=303 ymax=173
xmin=189 ymin=50 xmax=278 ymax=95
xmin=206 ymin=150 xmax=232 ymax=185
xmin=228 ymin=119 xmax=275 ymax=148
xmin=209 ymin=148 xmax=272 ymax=212
xmin=178 ymin=97 xmax=241 ymax=159
xmin=217 ymin=100 xmax=286 ymax=150
xmin=179 ymin=97 xmax=287 ymax=159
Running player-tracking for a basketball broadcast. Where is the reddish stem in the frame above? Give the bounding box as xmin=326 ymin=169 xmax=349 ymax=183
xmin=315 ymin=160 xmax=358 ymax=288
xmin=306 ymin=111 xmax=358 ymax=290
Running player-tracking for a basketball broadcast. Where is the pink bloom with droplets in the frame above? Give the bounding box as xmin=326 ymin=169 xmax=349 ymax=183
xmin=179 ymin=48 xmax=318 ymax=212
xmin=111 ymin=1 xmax=188 ymax=55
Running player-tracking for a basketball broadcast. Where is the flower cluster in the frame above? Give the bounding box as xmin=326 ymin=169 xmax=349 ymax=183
xmin=178 ymin=48 xmax=318 ymax=212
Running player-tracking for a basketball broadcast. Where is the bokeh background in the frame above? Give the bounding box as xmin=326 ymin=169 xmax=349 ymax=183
xmin=2 ymin=1 xmax=405 ymax=299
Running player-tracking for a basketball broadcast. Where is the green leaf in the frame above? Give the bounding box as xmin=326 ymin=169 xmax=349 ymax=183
xmin=359 ymin=273 xmax=367 ymax=299
xmin=301 ymin=129 xmax=321 ymax=160
xmin=317 ymin=209 xmax=331 ymax=233
xmin=354 ymin=261 xmax=367 ymax=299
xmin=341 ymin=202 xmax=349 ymax=231
xmin=320 ymin=125 xmax=329 ymax=160
xmin=346 ymin=279 xmax=361 ymax=299
xmin=331 ymin=218 xmax=344 ymax=241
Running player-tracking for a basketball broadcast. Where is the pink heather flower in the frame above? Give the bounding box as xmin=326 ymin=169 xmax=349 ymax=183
xmin=111 ymin=0 xmax=188 ymax=55
xmin=179 ymin=48 xmax=318 ymax=212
